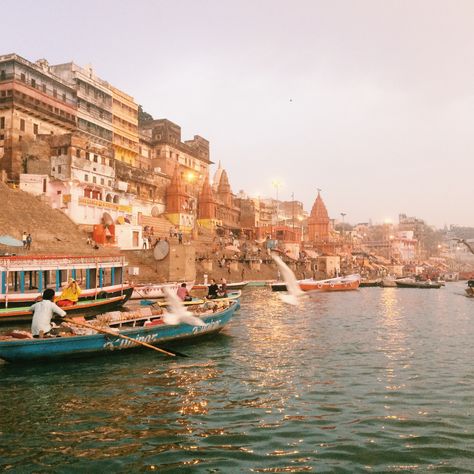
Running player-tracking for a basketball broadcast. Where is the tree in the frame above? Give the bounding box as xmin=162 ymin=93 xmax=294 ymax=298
xmin=138 ymin=105 xmax=154 ymax=125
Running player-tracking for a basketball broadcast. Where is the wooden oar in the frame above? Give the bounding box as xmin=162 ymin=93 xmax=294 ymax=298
xmin=63 ymin=318 xmax=187 ymax=358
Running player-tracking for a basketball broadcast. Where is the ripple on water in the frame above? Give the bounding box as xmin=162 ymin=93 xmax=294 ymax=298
xmin=2 ymin=285 xmax=474 ymax=471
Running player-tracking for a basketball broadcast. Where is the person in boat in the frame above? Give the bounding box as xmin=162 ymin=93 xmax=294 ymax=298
xmin=219 ymin=278 xmax=228 ymax=297
xmin=55 ymin=279 xmax=82 ymax=307
xmin=207 ymin=279 xmax=219 ymax=299
xmin=177 ymin=283 xmax=192 ymax=302
xmin=30 ymin=288 xmax=67 ymax=338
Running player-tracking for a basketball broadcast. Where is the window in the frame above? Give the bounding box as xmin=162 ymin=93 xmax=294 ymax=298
xmin=62 ymin=93 xmax=66 ymax=102
xmin=63 ymin=146 xmax=68 ymax=155
xmin=108 ymin=180 xmax=111 ymax=187
xmin=0 ymin=70 xmax=5 ymax=80
xmin=93 ymin=154 xmax=98 ymax=163
xmin=86 ymin=152 xmax=91 ymax=160
xmin=84 ymin=174 xmax=89 ymax=181
xmin=42 ymin=84 xmax=46 ymax=93
xmin=92 ymin=176 xmax=97 ymax=184
xmin=20 ymin=119 xmax=25 ymax=132
xmin=100 ymin=178 xmax=104 ymax=185
xmin=53 ymin=89 xmax=57 ymax=98
xmin=33 ymin=124 xmax=38 ymax=135
xmin=0 ymin=135 xmax=4 ymax=140
xmin=58 ymin=165 xmax=62 ymax=174
xmin=76 ymin=149 xmax=80 ymax=158
xmin=20 ymin=73 xmax=26 ymax=82
xmin=31 ymin=78 xmax=36 ymax=88
xmin=0 ymin=117 xmax=4 ymax=129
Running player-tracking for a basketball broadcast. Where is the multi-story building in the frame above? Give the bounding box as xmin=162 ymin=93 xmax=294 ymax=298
xmin=140 ymin=119 xmax=212 ymax=199
xmin=0 ymin=54 xmax=76 ymax=180
xmin=50 ymin=62 xmax=113 ymax=146
xmin=110 ymin=85 xmax=138 ymax=166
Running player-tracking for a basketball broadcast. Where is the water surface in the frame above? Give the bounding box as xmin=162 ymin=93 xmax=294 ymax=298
xmin=1 ymin=284 xmax=474 ymax=472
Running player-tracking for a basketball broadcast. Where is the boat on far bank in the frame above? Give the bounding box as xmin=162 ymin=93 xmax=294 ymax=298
xmin=271 ymin=274 xmax=361 ymax=292
xmin=192 ymin=281 xmax=249 ymax=291
xmin=395 ymin=278 xmax=442 ymax=289
xmin=131 ymin=281 xmax=195 ymax=299
xmin=359 ymin=278 xmax=382 ymax=288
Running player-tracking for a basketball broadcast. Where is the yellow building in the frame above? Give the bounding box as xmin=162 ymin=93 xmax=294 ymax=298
xmin=110 ymin=85 xmax=138 ymax=166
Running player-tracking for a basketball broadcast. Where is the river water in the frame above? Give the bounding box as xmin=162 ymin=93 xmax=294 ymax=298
xmin=1 ymin=284 xmax=474 ymax=472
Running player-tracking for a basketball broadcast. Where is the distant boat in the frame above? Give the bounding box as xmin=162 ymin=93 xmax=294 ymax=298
xmin=192 ymin=281 xmax=249 ymax=291
xmin=465 ymin=280 xmax=474 ymax=297
xmin=298 ymin=274 xmax=361 ymax=292
xmin=359 ymin=278 xmax=382 ymax=288
xmin=272 ymin=274 xmax=361 ymax=292
xmin=395 ymin=278 xmax=442 ymax=289
xmin=131 ymin=281 xmax=195 ymax=299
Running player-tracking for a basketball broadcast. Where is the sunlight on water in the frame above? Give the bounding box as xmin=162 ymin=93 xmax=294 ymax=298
xmin=2 ymin=285 xmax=474 ymax=471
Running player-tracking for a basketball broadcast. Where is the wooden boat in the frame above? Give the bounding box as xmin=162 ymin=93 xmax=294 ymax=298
xmin=298 ymin=274 xmax=361 ymax=292
xmin=0 ymin=255 xmax=132 ymax=309
xmin=359 ymin=278 xmax=382 ymax=288
xmin=0 ymin=289 xmax=133 ymax=323
xmin=131 ymin=281 xmax=195 ymax=299
xmin=271 ymin=282 xmax=288 ymax=292
xmin=0 ymin=301 xmax=238 ymax=363
xmin=395 ymin=278 xmax=442 ymax=289
xmin=192 ymin=281 xmax=249 ymax=291
xmin=140 ymin=290 xmax=242 ymax=309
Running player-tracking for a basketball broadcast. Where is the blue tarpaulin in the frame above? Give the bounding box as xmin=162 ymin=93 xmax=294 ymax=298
xmin=0 ymin=235 xmax=24 ymax=247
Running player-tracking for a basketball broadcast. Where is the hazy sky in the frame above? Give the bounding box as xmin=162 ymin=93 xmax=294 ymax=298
xmin=3 ymin=0 xmax=473 ymax=227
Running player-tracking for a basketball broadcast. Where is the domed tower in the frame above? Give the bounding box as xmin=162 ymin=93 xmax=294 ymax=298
xmin=212 ymin=161 xmax=223 ymax=194
xmin=165 ymin=166 xmax=187 ymax=213
xmin=216 ymin=169 xmax=233 ymax=208
xmin=198 ymin=175 xmax=216 ymax=220
xmin=308 ymin=191 xmax=330 ymax=242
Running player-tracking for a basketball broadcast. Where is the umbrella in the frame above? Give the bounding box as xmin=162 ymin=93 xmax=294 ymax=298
xmin=0 ymin=235 xmax=24 ymax=247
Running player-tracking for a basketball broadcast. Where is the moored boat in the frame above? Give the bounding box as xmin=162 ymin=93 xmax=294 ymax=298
xmin=359 ymin=278 xmax=382 ymax=288
xmin=298 ymin=274 xmax=361 ymax=292
xmin=395 ymin=278 xmax=442 ymax=289
xmin=0 ymin=289 xmax=133 ymax=323
xmin=131 ymin=281 xmax=195 ymax=299
xmin=192 ymin=281 xmax=249 ymax=291
xmin=0 ymin=301 xmax=238 ymax=363
xmin=0 ymin=255 xmax=132 ymax=309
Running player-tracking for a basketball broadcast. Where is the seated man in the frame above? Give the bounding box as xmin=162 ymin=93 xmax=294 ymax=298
xmin=207 ymin=279 xmax=219 ymax=299
xmin=55 ymin=279 xmax=82 ymax=307
xmin=177 ymin=283 xmax=192 ymax=302
xmin=218 ymin=278 xmax=228 ymax=297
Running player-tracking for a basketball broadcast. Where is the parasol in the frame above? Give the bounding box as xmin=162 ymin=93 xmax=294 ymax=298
xmin=0 ymin=235 xmax=24 ymax=247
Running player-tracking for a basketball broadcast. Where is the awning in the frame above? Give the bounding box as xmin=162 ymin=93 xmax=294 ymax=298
xmin=0 ymin=235 xmax=24 ymax=247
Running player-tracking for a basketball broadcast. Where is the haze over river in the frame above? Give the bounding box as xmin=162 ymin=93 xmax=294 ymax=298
xmin=1 ymin=284 xmax=474 ymax=472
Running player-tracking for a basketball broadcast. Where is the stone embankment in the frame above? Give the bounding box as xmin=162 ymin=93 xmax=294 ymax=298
xmin=1 ymin=184 xmax=283 ymax=284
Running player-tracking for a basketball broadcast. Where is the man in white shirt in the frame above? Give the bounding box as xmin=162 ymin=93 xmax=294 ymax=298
xmin=30 ymin=288 xmax=67 ymax=338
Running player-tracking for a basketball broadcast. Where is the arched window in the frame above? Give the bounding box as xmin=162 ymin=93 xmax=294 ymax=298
xmin=105 ymin=194 xmax=112 ymax=203
xmin=113 ymin=195 xmax=119 ymax=204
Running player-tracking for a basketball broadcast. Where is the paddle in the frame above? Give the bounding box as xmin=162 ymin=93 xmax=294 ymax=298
xmin=63 ymin=318 xmax=188 ymax=358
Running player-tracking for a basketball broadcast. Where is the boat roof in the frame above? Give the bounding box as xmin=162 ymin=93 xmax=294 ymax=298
xmin=0 ymin=255 xmax=127 ymax=271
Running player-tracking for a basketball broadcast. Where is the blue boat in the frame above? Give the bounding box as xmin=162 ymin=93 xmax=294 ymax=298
xmin=0 ymin=301 xmax=238 ymax=363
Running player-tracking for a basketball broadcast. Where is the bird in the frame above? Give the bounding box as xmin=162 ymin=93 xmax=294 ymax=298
xmin=452 ymin=238 xmax=474 ymax=255
xmin=272 ymin=254 xmax=305 ymax=305
xmin=162 ymin=287 xmax=206 ymax=326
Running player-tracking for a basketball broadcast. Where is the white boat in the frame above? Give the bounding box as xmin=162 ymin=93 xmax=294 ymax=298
xmin=131 ymin=281 xmax=195 ymax=299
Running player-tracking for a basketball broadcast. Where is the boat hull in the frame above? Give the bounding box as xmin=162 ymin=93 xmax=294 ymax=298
xmin=395 ymin=281 xmax=442 ymax=289
xmin=0 ymin=287 xmax=134 ymax=323
xmin=0 ymin=303 xmax=237 ymax=362
xmin=131 ymin=281 xmax=194 ymax=299
xmin=298 ymin=275 xmax=361 ymax=292
xmin=0 ymin=284 xmax=134 ymax=309
xmin=192 ymin=281 xmax=249 ymax=291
